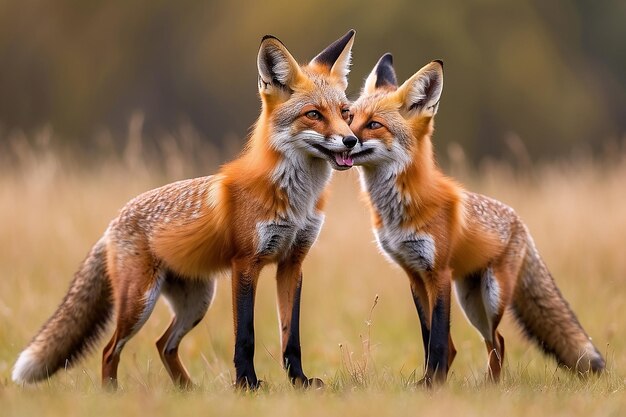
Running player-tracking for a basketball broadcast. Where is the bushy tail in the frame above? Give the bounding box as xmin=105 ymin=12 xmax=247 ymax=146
xmin=12 ymin=238 xmax=113 ymax=384
xmin=511 ymin=236 xmax=605 ymax=374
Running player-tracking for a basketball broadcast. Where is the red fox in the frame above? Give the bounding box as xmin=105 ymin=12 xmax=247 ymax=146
xmin=12 ymin=30 xmax=359 ymax=390
xmin=347 ymin=54 xmax=605 ymax=384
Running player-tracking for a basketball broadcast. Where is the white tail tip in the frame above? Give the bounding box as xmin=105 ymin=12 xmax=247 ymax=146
xmin=12 ymin=348 xmax=42 ymax=384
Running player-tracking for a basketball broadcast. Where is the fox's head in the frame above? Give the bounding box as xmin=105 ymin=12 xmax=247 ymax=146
xmin=348 ymin=54 xmax=444 ymax=171
xmin=257 ymin=30 xmax=358 ymax=171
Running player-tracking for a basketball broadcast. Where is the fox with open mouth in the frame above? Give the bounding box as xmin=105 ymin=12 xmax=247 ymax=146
xmin=13 ymin=30 xmax=358 ymax=391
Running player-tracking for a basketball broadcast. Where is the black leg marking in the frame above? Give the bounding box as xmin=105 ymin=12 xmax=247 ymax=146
xmin=283 ymin=275 xmax=305 ymax=383
xmin=233 ymin=276 xmax=258 ymax=389
xmin=411 ymin=288 xmax=430 ymax=367
xmin=427 ymin=295 xmax=450 ymax=381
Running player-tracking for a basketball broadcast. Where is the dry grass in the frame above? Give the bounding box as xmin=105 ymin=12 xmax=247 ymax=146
xmin=0 ymin=137 xmax=625 ymax=416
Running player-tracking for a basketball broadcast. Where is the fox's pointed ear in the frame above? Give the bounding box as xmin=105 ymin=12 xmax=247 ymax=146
xmin=363 ymin=53 xmax=398 ymax=94
xmin=258 ymin=35 xmax=304 ymax=98
xmin=310 ymin=29 xmax=356 ymax=90
xmin=397 ymin=60 xmax=444 ymax=116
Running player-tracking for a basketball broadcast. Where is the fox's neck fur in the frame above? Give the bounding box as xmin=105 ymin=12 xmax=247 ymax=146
xmin=361 ymin=118 xmax=463 ymax=232
xmin=222 ymin=111 xmax=331 ymax=223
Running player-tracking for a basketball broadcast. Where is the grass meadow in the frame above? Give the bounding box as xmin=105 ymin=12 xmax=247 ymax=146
xmin=1 ymin=134 xmax=625 ymax=416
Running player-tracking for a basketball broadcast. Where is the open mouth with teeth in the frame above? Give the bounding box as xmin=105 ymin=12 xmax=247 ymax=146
xmin=311 ymin=144 xmax=354 ymax=168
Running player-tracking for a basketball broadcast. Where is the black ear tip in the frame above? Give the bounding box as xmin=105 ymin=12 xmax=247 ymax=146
xmin=380 ymin=53 xmax=394 ymax=65
xmin=260 ymin=35 xmax=284 ymax=46
xmin=312 ymin=29 xmax=356 ymax=67
xmin=374 ymin=53 xmax=398 ymax=89
xmin=339 ymin=29 xmax=356 ymax=43
xmin=433 ymin=59 xmax=444 ymax=68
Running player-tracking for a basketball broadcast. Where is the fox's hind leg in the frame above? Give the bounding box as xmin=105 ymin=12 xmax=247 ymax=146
xmin=157 ymin=272 xmax=217 ymax=389
xmin=454 ymin=268 xmax=509 ymax=382
xmin=480 ymin=267 xmax=507 ymax=382
xmin=102 ymin=257 xmax=164 ymax=390
xmin=485 ymin=330 xmax=505 ymax=381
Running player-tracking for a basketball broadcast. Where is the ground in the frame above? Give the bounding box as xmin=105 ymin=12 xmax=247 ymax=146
xmin=1 ymin=144 xmax=624 ymax=416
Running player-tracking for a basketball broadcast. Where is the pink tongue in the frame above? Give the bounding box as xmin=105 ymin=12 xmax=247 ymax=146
xmin=334 ymin=153 xmax=354 ymax=167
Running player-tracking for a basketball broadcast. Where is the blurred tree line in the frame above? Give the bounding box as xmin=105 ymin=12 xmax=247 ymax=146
xmin=1 ymin=0 xmax=624 ymax=162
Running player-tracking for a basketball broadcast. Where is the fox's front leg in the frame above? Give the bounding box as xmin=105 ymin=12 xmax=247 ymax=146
xmin=410 ymin=274 xmax=457 ymax=377
xmin=276 ymin=262 xmax=323 ymax=388
xmin=231 ymin=259 xmax=262 ymax=389
xmin=424 ymin=268 xmax=453 ymax=385
xmin=275 ymin=214 xmax=324 ymax=388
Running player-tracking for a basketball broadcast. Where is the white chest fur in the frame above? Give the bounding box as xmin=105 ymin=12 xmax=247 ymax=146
xmin=254 ymin=148 xmax=330 ymax=261
xmin=361 ymin=167 xmax=437 ymax=273
xmin=255 ymin=212 xmax=325 ymax=261
xmin=271 ymin=143 xmax=331 ymax=222
xmin=255 ymin=221 xmax=297 ymax=259
xmin=375 ymin=228 xmax=436 ymax=272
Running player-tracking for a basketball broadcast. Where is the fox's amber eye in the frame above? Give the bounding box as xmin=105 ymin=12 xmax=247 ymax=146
xmin=367 ymin=121 xmax=382 ymax=130
xmin=341 ymin=108 xmax=350 ymax=120
xmin=305 ymin=110 xmax=322 ymax=120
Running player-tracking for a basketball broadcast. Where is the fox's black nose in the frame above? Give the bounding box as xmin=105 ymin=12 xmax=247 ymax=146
xmin=342 ymin=135 xmax=358 ymax=148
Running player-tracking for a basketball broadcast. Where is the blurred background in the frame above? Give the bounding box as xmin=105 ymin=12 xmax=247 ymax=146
xmin=1 ymin=0 xmax=625 ymax=163
xmin=2 ymin=1 xmax=626 ymax=404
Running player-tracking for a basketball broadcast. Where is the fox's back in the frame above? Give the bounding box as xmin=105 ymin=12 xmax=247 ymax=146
xmin=111 ymin=176 xmax=215 ymax=230
xmin=106 ymin=175 xmax=233 ymax=278
xmin=462 ymin=192 xmax=520 ymax=243
xmin=450 ymin=192 xmax=527 ymax=278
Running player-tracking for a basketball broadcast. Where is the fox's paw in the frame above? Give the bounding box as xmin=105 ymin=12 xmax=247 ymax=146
xmin=102 ymin=377 xmax=119 ymax=393
xmin=303 ymin=377 xmax=324 ymax=390
xmin=292 ymin=376 xmax=325 ymax=390
xmin=415 ymin=376 xmax=433 ymax=389
xmin=415 ymin=372 xmax=447 ymax=389
xmin=234 ymin=377 xmax=264 ymax=391
xmin=176 ymin=380 xmax=198 ymax=391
